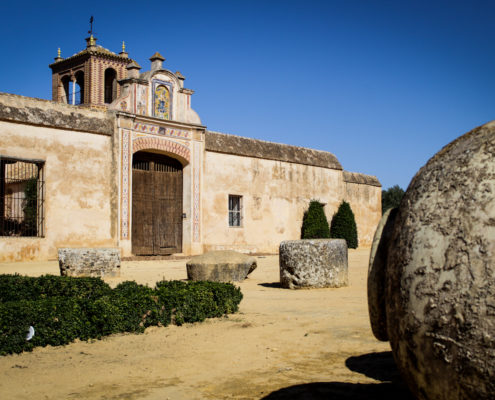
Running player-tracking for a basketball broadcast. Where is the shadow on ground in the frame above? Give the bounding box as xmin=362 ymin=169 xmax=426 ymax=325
xmin=258 ymin=282 xmax=282 ymax=289
xmin=262 ymin=352 xmax=414 ymax=400
xmin=346 ymin=351 xmax=403 ymax=383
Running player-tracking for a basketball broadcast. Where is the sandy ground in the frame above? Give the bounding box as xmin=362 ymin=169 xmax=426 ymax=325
xmin=0 ymin=249 xmax=414 ymax=400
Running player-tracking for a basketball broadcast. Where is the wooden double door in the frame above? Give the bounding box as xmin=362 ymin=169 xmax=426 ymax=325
xmin=132 ymin=152 xmax=183 ymax=255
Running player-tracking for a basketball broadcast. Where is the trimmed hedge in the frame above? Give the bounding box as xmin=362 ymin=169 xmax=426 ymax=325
xmin=156 ymin=281 xmax=243 ymax=325
xmin=0 ymin=274 xmax=112 ymax=302
xmin=0 ymin=275 xmax=243 ymax=356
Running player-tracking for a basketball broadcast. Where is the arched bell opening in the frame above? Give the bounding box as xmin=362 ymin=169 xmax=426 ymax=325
xmin=75 ymin=71 xmax=84 ymax=105
xmin=104 ymin=68 xmax=117 ymax=104
xmin=61 ymin=75 xmax=71 ymax=103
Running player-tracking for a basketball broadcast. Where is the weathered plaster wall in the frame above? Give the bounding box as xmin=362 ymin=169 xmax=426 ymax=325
xmin=0 ymin=94 xmax=117 ymax=261
xmin=203 ymin=132 xmax=381 ymax=253
xmin=0 ymin=92 xmax=114 ymax=134
xmin=343 ymin=172 xmax=382 ymax=247
xmin=202 ymin=150 xmax=346 ymax=254
xmin=0 ymin=93 xmax=380 ymax=260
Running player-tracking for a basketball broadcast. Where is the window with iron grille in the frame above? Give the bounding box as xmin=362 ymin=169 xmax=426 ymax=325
xmin=0 ymin=157 xmax=45 ymax=237
xmin=228 ymin=195 xmax=242 ymax=227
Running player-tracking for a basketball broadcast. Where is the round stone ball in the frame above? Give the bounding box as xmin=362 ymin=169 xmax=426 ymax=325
xmin=368 ymin=207 xmax=397 ymax=342
xmin=384 ymin=122 xmax=495 ymax=400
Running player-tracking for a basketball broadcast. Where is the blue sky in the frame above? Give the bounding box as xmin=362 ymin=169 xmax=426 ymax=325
xmin=1 ymin=1 xmax=494 ymax=190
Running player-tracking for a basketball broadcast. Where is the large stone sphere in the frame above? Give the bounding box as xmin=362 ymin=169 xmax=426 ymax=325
xmin=369 ymin=122 xmax=495 ymax=400
xmin=368 ymin=208 xmax=397 ymax=341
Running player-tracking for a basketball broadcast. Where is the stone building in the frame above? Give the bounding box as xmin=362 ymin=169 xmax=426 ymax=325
xmin=0 ymin=35 xmax=381 ymax=262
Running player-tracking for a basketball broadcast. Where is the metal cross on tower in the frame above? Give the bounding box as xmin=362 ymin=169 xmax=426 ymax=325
xmin=88 ymin=16 xmax=94 ymax=36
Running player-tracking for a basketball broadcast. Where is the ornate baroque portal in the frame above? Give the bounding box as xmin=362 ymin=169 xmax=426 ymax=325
xmin=121 ymin=130 xmax=193 ymax=255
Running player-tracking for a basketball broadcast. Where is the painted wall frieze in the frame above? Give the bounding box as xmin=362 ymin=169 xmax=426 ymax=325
xmin=133 ymin=122 xmax=190 ymax=139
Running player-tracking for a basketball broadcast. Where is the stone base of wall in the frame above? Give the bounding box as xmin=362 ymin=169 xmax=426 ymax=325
xmin=58 ymin=248 xmax=121 ymax=277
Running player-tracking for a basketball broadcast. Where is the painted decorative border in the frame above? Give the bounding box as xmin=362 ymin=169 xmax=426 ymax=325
xmin=193 ymin=141 xmax=201 ymax=242
xmin=132 ymin=137 xmax=191 ymax=161
xmin=133 ymin=122 xmax=189 ymax=139
xmin=134 ymin=85 xmax=148 ymax=115
xmin=120 ymin=129 xmax=131 ymax=239
xmin=117 ymin=91 xmax=131 ymax=112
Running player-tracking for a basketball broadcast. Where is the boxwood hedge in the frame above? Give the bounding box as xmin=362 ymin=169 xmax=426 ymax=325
xmin=0 ymin=274 xmax=112 ymax=302
xmin=0 ymin=275 xmax=243 ymax=355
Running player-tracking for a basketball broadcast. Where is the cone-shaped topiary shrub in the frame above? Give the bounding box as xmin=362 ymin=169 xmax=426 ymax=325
xmin=330 ymin=201 xmax=358 ymax=249
xmin=301 ymin=200 xmax=331 ymax=239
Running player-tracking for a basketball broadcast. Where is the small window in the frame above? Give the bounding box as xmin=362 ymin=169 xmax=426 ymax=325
xmin=0 ymin=157 xmax=45 ymax=237
xmin=229 ymin=195 xmax=242 ymax=227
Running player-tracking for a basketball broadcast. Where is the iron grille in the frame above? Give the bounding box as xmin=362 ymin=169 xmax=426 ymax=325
xmin=154 ymin=159 xmax=182 ymax=173
xmin=132 ymin=159 xmax=150 ymax=171
xmin=0 ymin=157 xmax=45 ymax=237
xmin=133 ymin=153 xmax=182 ymax=172
xmin=229 ymin=195 xmax=242 ymax=227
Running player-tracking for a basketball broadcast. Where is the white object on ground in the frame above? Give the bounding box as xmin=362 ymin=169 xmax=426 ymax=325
xmin=26 ymin=326 xmax=35 ymax=341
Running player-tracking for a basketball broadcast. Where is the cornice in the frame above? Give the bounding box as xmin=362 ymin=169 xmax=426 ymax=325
xmin=118 ymin=77 xmax=148 ymax=85
xmin=50 ymin=49 xmax=132 ymax=69
xmin=117 ymin=112 xmax=206 ymax=131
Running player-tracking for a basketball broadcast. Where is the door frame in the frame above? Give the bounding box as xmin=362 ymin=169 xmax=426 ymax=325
xmin=131 ymin=151 xmax=184 ymax=255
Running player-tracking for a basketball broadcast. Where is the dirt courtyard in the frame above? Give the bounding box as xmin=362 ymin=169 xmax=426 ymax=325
xmin=0 ymin=249 xmax=413 ymax=399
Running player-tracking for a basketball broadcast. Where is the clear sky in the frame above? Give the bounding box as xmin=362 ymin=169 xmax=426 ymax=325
xmin=1 ymin=1 xmax=494 ymax=190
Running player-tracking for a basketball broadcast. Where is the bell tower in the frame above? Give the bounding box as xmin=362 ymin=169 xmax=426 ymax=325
xmin=49 ymin=34 xmax=132 ymax=109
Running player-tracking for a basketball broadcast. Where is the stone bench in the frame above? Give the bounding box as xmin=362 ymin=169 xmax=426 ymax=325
xmin=58 ymin=248 xmax=121 ymax=277
xmin=279 ymin=239 xmax=348 ymax=289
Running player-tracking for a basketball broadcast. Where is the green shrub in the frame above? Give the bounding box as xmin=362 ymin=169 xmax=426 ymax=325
xmin=0 ymin=298 xmax=88 ymax=355
xmin=301 ymin=200 xmax=330 ymax=239
xmin=155 ymin=280 xmax=242 ymax=325
xmin=204 ymin=281 xmax=243 ymax=316
xmin=0 ymin=275 xmax=243 ymax=355
xmin=0 ymin=274 xmax=112 ymax=302
xmin=112 ymin=281 xmax=166 ymax=332
xmin=330 ymin=201 xmax=358 ymax=249
xmin=79 ymin=296 xmax=128 ymax=339
xmin=382 ymin=185 xmax=405 ymax=215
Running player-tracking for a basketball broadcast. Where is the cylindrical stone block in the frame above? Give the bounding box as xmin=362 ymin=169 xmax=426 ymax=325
xmin=279 ymin=239 xmax=348 ymax=289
